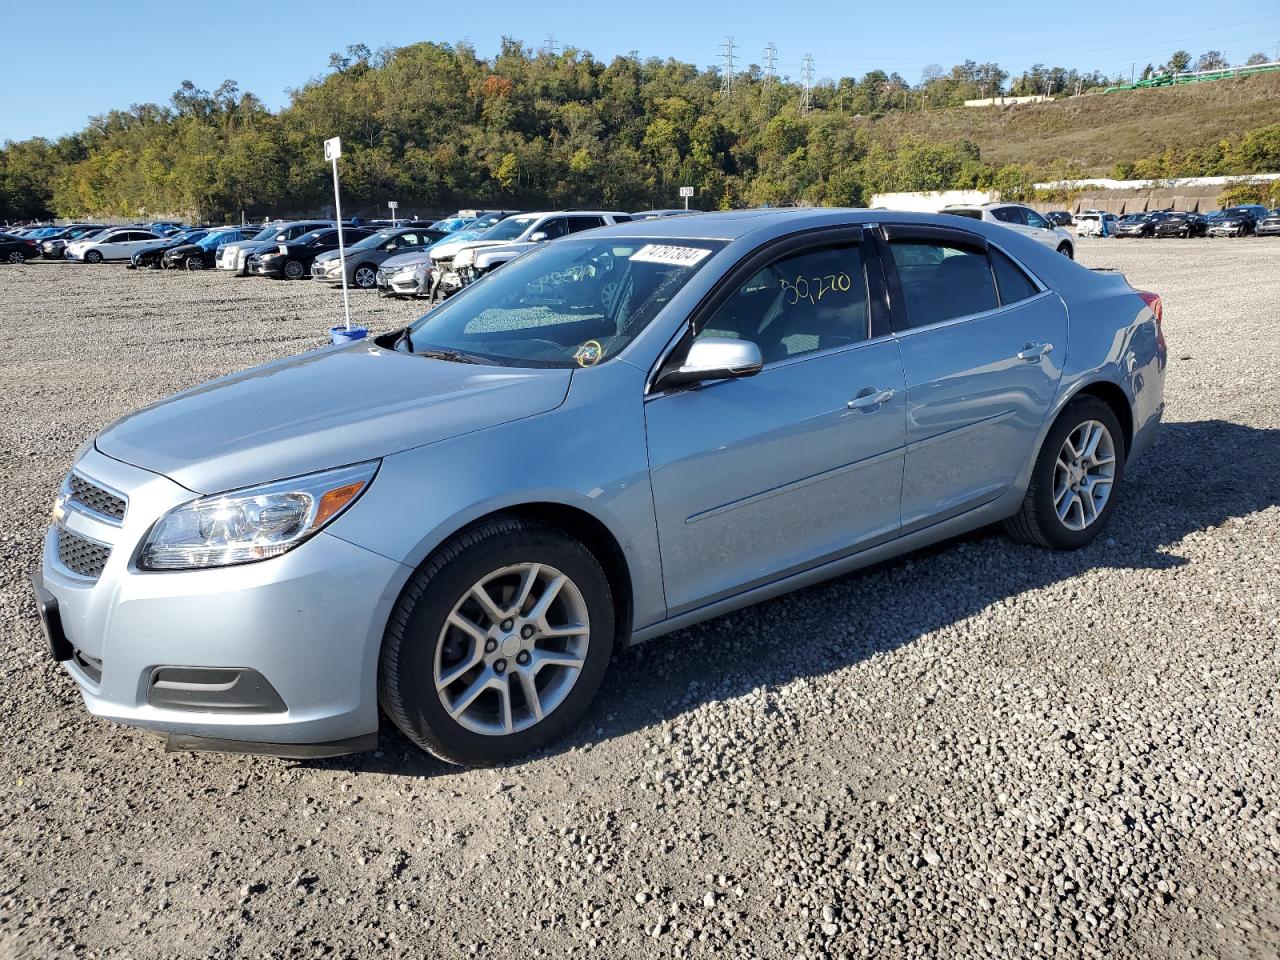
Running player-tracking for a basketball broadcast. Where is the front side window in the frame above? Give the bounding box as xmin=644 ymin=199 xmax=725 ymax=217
xmin=696 ymin=243 xmax=869 ymax=364
xmin=536 ymin=218 xmax=569 ymax=240
xmin=401 ymin=238 xmax=725 ymax=368
xmin=889 ymin=241 xmax=998 ymax=328
xmin=1024 ymin=209 xmax=1051 ymax=229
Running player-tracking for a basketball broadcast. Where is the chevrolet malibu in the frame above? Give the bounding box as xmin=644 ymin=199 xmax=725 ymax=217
xmin=33 ymin=210 xmax=1166 ymax=766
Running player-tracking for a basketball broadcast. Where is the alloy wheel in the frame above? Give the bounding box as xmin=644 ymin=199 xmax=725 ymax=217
xmin=284 ymin=260 xmax=305 ymax=280
xmin=434 ymin=562 xmax=590 ymax=736
xmin=1053 ymin=420 xmax=1117 ymax=531
xmin=7 ymin=251 xmax=24 ymax=264
xmin=354 ymin=266 xmax=376 ymax=288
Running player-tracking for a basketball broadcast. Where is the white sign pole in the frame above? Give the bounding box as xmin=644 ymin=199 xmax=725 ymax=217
xmin=388 ymin=200 xmax=399 ymax=227
xmin=325 ymin=136 xmax=353 ymax=332
xmin=679 ymin=185 xmax=694 ymax=210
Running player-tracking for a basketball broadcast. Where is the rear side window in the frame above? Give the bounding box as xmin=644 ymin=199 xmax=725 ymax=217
xmin=889 ymin=241 xmax=998 ymax=328
xmin=991 ymin=207 xmax=1026 ymax=225
xmin=567 ymin=216 xmax=606 ymax=233
xmin=990 ymin=248 xmax=1040 ymax=305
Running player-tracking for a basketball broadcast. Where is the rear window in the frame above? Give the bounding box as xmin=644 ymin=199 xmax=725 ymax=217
xmin=890 ymin=241 xmax=998 ymax=328
xmin=990 ymin=249 xmax=1039 ymax=305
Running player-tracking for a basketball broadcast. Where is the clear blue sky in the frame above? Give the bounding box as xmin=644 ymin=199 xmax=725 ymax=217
xmin=2 ymin=0 xmax=1276 ymax=142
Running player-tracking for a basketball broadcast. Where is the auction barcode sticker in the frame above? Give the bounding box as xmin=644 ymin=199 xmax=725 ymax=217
xmin=631 ymin=244 xmax=713 ymax=267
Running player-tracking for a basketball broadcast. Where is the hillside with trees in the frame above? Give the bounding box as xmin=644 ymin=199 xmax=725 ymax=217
xmin=2 ymin=40 xmax=1278 ymax=222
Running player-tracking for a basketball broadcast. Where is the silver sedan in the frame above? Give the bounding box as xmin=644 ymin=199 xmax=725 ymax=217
xmin=34 ymin=209 xmax=1166 ymax=765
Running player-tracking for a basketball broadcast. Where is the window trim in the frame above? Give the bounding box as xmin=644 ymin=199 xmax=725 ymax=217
xmin=873 ymin=224 xmax=1049 ymax=335
xmin=646 ymin=225 xmax=887 ymax=396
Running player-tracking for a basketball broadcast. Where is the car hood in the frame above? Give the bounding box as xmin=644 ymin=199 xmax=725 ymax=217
xmin=433 ymin=239 xmax=508 ymax=261
xmin=94 ymin=344 xmax=573 ymax=493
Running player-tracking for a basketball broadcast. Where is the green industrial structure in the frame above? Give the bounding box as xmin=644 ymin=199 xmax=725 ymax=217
xmin=1105 ymin=60 xmax=1280 ymax=93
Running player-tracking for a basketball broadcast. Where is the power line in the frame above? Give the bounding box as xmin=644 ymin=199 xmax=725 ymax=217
xmin=801 ymin=54 xmax=815 ymax=113
xmin=719 ymin=36 xmax=737 ymax=96
xmin=762 ymin=41 xmax=778 ymax=90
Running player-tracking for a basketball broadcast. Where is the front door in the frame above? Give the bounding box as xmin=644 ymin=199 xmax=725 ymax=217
xmin=878 ymin=224 xmax=1069 ymax=530
xmin=645 ymin=231 xmax=907 ymax=615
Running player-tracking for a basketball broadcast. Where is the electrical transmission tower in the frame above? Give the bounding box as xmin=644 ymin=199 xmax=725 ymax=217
xmin=719 ymin=36 xmax=737 ymax=96
xmin=542 ymin=35 xmax=560 ymax=56
xmin=762 ymin=42 xmax=778 ymax=90
xmin=801 ymin=54 xmax=815 ymax=112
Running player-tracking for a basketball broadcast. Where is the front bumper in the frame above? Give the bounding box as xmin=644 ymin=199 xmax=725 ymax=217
xmin=311 ymin=261 xmax=343 ymax=283
xmin=376 ymin=267 xmax=426 ymax=297
xmin=1256 ymin=223 xmax=1280 ymax=236
xmin=35 ymin=447 xmax=409 ymax=750
xmin=247 ymin=258 xmax=284 ymax=277
xmin=1207 ymin=225 xmax=1244 ymax=236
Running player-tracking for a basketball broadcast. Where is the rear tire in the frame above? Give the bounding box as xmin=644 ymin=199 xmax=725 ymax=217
xmin=379 ymin=518 xmax=615 ymax=766
xmin=1005 ymin=396 xmax=1125 ymax=550
xmin=7 ymin=251 xmax=25 ymax=264
xmin=1056 ymin=243 xmax=1073 ymax=259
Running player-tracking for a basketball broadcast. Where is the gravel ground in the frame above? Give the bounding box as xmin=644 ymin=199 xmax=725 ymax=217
xmin=1 ymin=241 xmax=1277 ymax=959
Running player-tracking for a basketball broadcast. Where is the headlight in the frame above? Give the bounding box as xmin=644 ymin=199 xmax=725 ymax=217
xmin=453 ymin=249 xmax=474 ymax=267
xmin=138 ymin=461 xmax=378 ymax=570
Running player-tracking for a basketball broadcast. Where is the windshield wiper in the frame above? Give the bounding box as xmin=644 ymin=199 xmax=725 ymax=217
xmin=393 ymin=325 xmax=414 ymax=353
xmin=418 ymin=348 xmax=480 ymax=364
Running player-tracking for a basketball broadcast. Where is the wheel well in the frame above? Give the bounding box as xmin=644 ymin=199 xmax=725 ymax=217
xmin=1073 ymin=381 xmax=1133 ymax=456
xmin=465 ymin=503 xmax=635 ymax=646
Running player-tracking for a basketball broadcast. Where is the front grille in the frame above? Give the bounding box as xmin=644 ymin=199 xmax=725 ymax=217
xmin=57 ymin=527 xmax=111 ymax=579
xmin=72 ymin=647 xmax=103 ymax=684
xmin=68 ymin=473 xmax=126 ymax=521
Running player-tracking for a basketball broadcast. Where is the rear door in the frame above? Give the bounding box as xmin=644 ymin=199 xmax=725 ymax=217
xmin=878 ymin=224 xmax=1068 ymax=530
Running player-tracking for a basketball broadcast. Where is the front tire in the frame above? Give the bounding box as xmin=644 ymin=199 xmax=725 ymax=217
xmin=186 ymin=257 xmax=205 ymax=270
xmin=283 ymin=259 xmax=306 ymax=280
xmin=84 ymin=249 xmax=103 ymax=264
xmin=380 ymin=518 xmax=615 ymax=766
xmin=353 ymin=264 xmax=377 ymax=289
xmin=1005 ymin=396 xmax=1125 ymax=550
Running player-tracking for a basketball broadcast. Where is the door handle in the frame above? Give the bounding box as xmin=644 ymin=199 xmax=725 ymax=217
xmin=1017 ymin=341 xmax=1053 ymax=362
xmin=847 ymin=387 xmax=895 ymax=410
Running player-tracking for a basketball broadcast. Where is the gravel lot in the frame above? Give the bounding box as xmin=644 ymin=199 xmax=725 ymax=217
xmin=1 ymin=240 xmax=1277 ymax=959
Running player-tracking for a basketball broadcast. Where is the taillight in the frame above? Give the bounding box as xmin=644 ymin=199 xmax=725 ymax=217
xmin=1137 ymin=290 xmax=1164 ymax=348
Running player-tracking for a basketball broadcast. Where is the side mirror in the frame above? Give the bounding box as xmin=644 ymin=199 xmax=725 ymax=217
xmin=384 ymin=243 xmax=398 ymax=251
xmin=656 ymin=337 xmax=763 ymax=390
xmin=529 ymin=231 xmax=549 ymax=242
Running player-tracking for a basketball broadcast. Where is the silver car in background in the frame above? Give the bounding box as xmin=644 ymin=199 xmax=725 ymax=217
xmin=33 ymin=209 xmax=1165 ymax=766
xmin=216 ymin=220 xmax=335 ymax=275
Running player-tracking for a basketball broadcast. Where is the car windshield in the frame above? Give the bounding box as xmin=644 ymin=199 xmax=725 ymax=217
xmin=479 ymin=216 xmax=539 ymax=242
xmin=294 ymin=229 xmax=332 ymax=245
xmin=197 ymin=231 xmax=235 ymax=250
xmin=347 ymin=230 xmax=398 ymax=252
xmin=179 ymin=230 xmax=210 ymax=244
xmin=401 ymin=237 xmax=726 ymax=368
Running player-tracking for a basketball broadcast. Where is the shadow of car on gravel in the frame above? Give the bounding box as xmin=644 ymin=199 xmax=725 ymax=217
xmin=306 ymin=418 xmax=1280 ymax=778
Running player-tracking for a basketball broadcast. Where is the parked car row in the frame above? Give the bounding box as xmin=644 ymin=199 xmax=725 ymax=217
xmin=1074 ymin=205 xmax=1277 ymax=239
